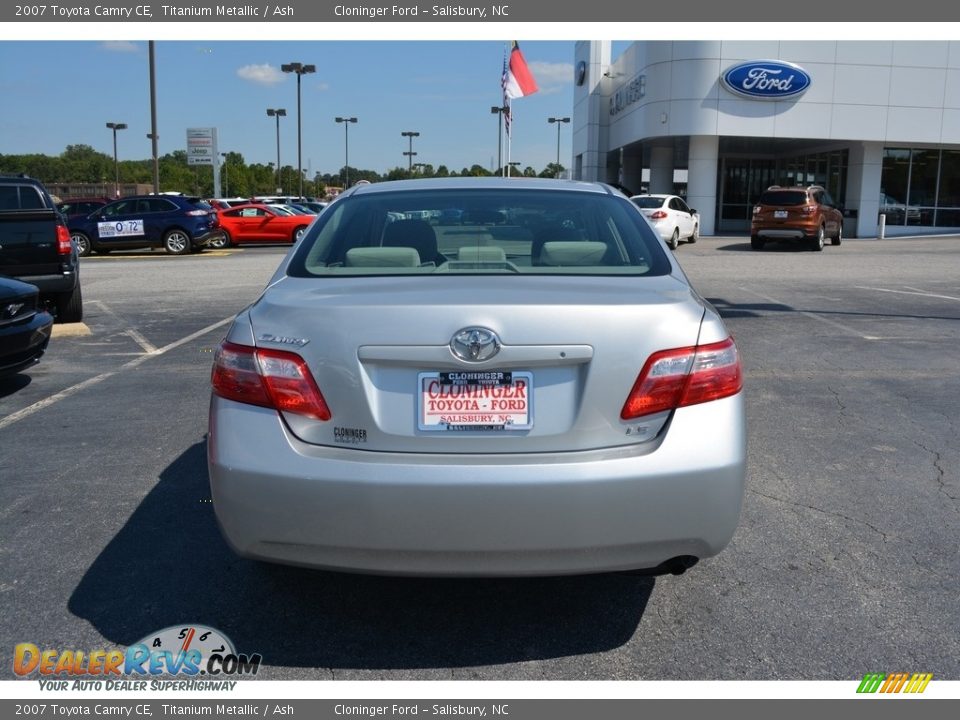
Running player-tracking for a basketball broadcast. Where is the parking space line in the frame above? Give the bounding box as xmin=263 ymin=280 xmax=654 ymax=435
xmin=124 ymin=328 xmax=159 ymax=355
xmin=88 ymin=300 xmax=158 ymax=354
xmin=0 ymin=316 xmax=233 ymax=432
xmin=872 ymin=285 xmax=960 ymax=302
xmin=738 ymin=287 xmax=872 ymax=339
xmin=81 ymin=250 xmax=239 ymax=260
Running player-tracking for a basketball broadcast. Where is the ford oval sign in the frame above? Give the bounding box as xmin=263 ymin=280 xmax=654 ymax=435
xmin=722 ymin=60 xmax=811 ymax=100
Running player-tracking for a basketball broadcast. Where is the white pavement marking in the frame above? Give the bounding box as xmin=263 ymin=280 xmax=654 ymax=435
xmin=738 ymin=286 xmax=872 ymax=339
xmin=0 ymin=316 xmax=233 ymax=432
xmin=89 ymin=300 xmax=158 ymax=354
xmin=124 ymin=328 xmax=159 ymax=355
xmin=872 ymin=285 xmax=960 ymax=302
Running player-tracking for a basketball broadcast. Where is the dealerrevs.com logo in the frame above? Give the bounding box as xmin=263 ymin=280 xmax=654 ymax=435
xmin=15 ymin=625 xmax=262 ymax=691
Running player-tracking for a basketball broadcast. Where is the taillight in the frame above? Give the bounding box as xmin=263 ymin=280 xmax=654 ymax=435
xmin=211 ymin=341 xmax=331 ymax=421
xmin=752 ymin=206 xmax=760 ymax=216
xmin=650 ymin=210 xmax=668 ymax=220
xmin=801 ymin=205 xmax=817 ymax=215
xmin=57 ymin=225 xmax=72 ymax=255
xmin=620 ymin=337 xmax=742 ymax=420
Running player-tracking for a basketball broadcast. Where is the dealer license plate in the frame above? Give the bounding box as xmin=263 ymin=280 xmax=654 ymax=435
xmin=417 ymin=370 xmax=533 ymax=432
xmin=774 ymin=210 xmax=788 ymax=219
xmin=98 ymin=219 xmax=145 ymax=238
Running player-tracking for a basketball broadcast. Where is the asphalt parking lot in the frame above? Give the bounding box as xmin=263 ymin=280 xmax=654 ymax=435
xmin=1 ymin=237 xmax=958 ymax=681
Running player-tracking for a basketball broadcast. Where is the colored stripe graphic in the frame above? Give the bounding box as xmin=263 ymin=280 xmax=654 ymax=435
xmin=905 ymin=673 xmax=933 ymax=693
xmin=857 ymin=673 xmax=885 ymax=693
xmin=857 ymin=672 xmax=932 ymax=693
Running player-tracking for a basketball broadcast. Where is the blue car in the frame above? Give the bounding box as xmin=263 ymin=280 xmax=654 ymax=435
xmin=68 ymin=195 xmax=224 ymax=256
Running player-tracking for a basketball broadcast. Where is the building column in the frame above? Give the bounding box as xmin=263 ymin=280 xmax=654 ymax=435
xmin=847 ymin=142 xmax=884 ymax=238
xmin=687 ymin=135 xmax=719 ymax=236
xmin=622 ymin=148 xmax=644 ymax=194
xmin=649 ymin=146 xmax=673 ymax=194
xmin=573 ymin=41 xmax=611 ymax=182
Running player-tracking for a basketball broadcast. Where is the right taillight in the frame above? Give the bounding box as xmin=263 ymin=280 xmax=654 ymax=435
xmin=211 ymin=341 xmax=331 ymax=421
xmin=620 ymin=337 xmax=742 ymax=420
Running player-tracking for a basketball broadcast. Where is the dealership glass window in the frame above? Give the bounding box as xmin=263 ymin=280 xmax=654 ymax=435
xmin=909 ymin=150 xmax=939 ymax=226
xmin=880 ymin=148 xmax=911 ymax=225
xmin=937 ymin=150 xmax=960 ymax=225
xmin=882 ymin=147 xmax=960 ymax=228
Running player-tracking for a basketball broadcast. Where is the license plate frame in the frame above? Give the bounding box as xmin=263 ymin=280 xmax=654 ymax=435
xmin=417 ymin=370 xmax=533 ymax=432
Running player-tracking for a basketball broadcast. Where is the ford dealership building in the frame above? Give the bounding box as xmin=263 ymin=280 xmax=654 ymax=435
xmin=573 ymin=41 xmax=960 ymax=237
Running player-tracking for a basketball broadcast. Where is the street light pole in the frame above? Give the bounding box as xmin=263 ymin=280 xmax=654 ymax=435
xmin=281 ymin=62 xmax=316 ymax=199
xmin=490 ymin=106 xmax=508 ymax=176
xmin=220 ymin=152 xmax=230 ymax=196
xmin=401 ymin=130 xmax=420 ymax=174
xmin=266 ymin=108 xmax=286 ymax=193
xmin=335 ymin=117 xmax=357 ymax=189
xmin=547 ymin=117 xmax=570 ymax=179
xmin=105 ymin=122 xmax=127 ymax=198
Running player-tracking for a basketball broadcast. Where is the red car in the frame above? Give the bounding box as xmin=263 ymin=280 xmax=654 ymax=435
xmin=212 ymin=203 xmax=312 ymax=248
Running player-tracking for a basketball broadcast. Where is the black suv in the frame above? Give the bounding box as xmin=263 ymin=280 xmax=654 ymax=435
xmin=68 ymin=195 xmax=223 ymax=256
xmin=0 ymin=174 xmax=83 ymax=323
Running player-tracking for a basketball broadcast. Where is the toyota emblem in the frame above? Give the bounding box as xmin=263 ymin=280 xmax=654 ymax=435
xmin=450 ymin=327 xmax=501 ymax=363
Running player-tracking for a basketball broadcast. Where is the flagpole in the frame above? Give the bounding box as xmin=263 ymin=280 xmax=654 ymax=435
xmin=507 ymin=100 xmax=512 ymax=177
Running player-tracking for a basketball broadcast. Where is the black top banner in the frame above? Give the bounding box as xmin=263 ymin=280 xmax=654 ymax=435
xmin=2 ymin=0 xmax=958 ymax=22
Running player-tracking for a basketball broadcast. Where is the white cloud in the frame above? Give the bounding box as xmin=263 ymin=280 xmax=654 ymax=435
xmin=236 ymin=64 xmax=286 ymax=86
xmin=101 ymin=41 xmax=138 ymax=53
xmin=528 ymin=61 xmax=573 ymax=95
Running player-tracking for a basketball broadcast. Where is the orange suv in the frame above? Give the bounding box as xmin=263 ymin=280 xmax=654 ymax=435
xmin=751 ymin=185 xmax=843 ymax=251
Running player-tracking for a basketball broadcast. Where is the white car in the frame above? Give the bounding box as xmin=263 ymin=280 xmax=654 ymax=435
xmin=630 ymin=194 xmax=700 ymax=249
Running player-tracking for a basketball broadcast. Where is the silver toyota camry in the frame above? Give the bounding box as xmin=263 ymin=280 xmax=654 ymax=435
xmin=208 ymin=178 xmax=746 ymax=577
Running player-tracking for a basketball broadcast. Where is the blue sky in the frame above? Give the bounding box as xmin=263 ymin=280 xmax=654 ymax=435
xmin=0 ymin=40 xmax=601 ymax=176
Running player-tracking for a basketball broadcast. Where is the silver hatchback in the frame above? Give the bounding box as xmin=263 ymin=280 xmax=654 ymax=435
xmin=208 ymin=178 xmax=746 ymax=577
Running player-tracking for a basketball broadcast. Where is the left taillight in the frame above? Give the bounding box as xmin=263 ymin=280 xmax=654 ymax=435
xmin=211 ymin=341 xmax=331 ymax=421
xmin=57 ymin=225 xmax=72 ymax=255
xmin=620 ymin=337 xmax=743 ymax=420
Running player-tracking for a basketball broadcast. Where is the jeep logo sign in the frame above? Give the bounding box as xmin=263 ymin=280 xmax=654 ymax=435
xmin=721 ymin=60 xmax=811 ymax=100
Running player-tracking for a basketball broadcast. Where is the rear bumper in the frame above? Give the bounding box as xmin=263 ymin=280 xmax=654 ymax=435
xmin=192 ymin=229 xmax=224 ymax=248
xmin=208 ymin=393 xmax=747 ymax=576
xmin=0 ymin=311 xmax=53 ymax=377
xmin=14 ymin=271 xmax=78 ymax=295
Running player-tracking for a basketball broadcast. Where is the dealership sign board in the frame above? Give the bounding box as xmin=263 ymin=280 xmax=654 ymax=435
xmin=186 ymin=127 xmax=218 ymax=165
xmin=721 ymin=60 xmax=811 ymax=100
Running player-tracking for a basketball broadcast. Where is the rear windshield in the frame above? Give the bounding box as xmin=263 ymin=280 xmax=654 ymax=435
xmin=759 ymin=190 xmax=808 ymax=206
xmin=287 ymin=189 xmax=672 ymax=277
xmin=630 ymin=197 xmax=665 ymax=209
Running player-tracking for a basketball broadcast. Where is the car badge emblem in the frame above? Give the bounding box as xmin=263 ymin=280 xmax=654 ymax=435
xmin=258 ymin=333 xmax=309 ymax=348
xmin=5 ymin=302 xmax=24 ymax=318
xmin=450 ymin=327 xmax=500 ymax=363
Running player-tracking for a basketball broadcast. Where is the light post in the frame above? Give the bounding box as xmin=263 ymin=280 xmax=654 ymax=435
xmin=491 ymin=106 xmax=508 ymax=176
xmin=220 ymin=152 xmax=230 ymax=196
xmin=401 ymin=130 xmax=419 ymax=174
xmin=281 ymin=62 xmax=316 ymax=198
xmin=508 ymin=161 xmax=521 ymax=178
xmin=335 ymin=116 xmax=357 ymax=189
xmin=105 ymin=122 xmax=127 ymax=198
xmin=266 ymin=108 xmax=286 ymax=192
xmin=547 ymin=117 xmax=570 ymax=179
xmin=413 ymin=163 xmax=427 ymax=176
